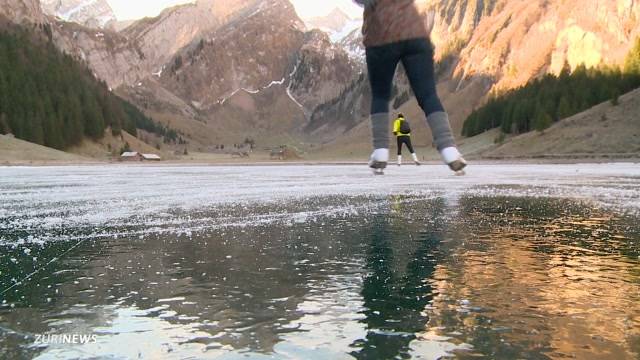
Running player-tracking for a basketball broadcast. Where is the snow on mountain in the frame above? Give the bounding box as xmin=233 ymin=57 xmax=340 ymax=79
xmin=305 ymin=7 xmax=362 ymax=43
xmin=41 ymin=0 xmax=117 ymax=29
xmin=338 ymin=27 xmax=364 ymax=61
xmin=329 ymin=18 xmax=362 ymax=43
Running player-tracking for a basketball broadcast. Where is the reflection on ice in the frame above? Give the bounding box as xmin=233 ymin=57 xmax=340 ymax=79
xmin=0 ymin=164 xmax=639 ymax=359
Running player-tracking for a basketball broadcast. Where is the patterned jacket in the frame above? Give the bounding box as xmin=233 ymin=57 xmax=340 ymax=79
xmin=355 ymin=0 xmax=433 ymax=48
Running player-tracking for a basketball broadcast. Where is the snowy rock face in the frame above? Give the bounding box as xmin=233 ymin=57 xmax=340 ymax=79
xmin=288 ymin=30 xmax=362 ymax=111
xmin=338 ymin=28 xmax=365 ymax=62
xmin=160 ymin=0 xmax=306 ymax=109
xmin=41 ymin=0 xmax=117 ymax=29
xmin=160 ymin=0 xmax=360 ymax=115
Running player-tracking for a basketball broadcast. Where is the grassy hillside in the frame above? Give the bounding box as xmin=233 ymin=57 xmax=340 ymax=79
xmin=483 ymin=88 xmax=640 ymax=158
xmin=463 ymin=38 xmax=640 ymax=137
xmin=0 ymin=134 xmax=89 ymax=163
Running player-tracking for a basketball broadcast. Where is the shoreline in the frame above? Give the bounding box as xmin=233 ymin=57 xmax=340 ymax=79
xmin=1 ymin=156 xmax=639 ymax=167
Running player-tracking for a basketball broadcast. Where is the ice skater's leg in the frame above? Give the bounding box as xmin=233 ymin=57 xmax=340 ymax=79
xmin=405 ymin=137 xmax=415 ymax=154
xmin=401 ymin=39 xmax=466 ymax=172
xmin=366 ymin=44 xmax=401 ymax=170
xmin=397 ymin=137 xmax=403 ymax=166
xmin=367 ymin=45 xmax=400 ymax=151
xmin=405 ymin=138 xmax=421 ymax=165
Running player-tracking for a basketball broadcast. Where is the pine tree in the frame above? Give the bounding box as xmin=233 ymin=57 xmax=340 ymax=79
xmin=82 ymin=94 xmax=105 ymax=139
xmin=559 ymin=60 xmax=571 ymax=79
xmin=611 ymin=89 xmax=620 ymax=106
xmin=43 ymin=95 xmax=63 ymax=149
xmin=556 ymin=96 xmax=573 ymax=120
xmin=0 ymin=113 xmax=9 ymax=134
xmin=31 ymin=97 xmax=45 ymax=145
xmin=534 ymin=110 xmax=553 ymax=133
xmin=66 ymin=96 xmax=84 ymax=145
xmin=624 ymin=37 xmax=640 ymax=75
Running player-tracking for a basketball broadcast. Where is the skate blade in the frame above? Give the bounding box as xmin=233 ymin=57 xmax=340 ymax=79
xmin=448 ymin=159 xmax=467 ymax=172
xmin=369 ymin=161 xmax=387 ymax=169
xmin=369 ymin=161 xmax=386 ymax=175
xmin=454 ymin=170 xmax=466 ymax=176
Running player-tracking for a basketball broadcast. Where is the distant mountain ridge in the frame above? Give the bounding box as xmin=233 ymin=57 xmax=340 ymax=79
xmin=1 ymin=0 xmax=639 ymax=157
xmin=40 ymin=0 xmax=116 ymax=29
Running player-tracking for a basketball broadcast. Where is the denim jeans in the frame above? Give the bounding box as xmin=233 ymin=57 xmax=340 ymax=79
xmin=366 ymin=37 xmax=444 ymax=116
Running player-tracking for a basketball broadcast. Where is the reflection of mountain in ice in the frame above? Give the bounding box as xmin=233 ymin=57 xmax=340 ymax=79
xmin=0 ymin=164 xmax=638 ymax=245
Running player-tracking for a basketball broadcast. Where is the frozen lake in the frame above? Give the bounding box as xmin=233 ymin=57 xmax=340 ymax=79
xmin=0 ymin=164 xmax=639 ymax=359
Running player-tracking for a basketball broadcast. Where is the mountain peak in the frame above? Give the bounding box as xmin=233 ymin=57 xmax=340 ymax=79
xmin=40 ymin=0 xmax=117 ymax=29
xmin=305 ymin=7 xmax=353 ymax=33
xmin=327 ymin=7 xmax=351 ymax=21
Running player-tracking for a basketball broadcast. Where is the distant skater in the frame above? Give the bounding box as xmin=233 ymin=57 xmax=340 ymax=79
xmin=393 ymin=113 xmax=420 ymax=166
xmin=355 ymin=0 xmax=467 ymax=175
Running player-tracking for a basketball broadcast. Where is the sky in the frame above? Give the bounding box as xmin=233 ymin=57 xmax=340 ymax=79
xmin=107 ymin=0 xmax=363 ymax=21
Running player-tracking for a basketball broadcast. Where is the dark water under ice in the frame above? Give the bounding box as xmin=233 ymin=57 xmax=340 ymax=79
xmin=1 ymin=195 xmax=639 ymax=359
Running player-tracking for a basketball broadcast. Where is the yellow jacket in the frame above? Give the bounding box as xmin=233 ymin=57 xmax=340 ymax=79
xmin=393 ymin=117 xmax=410 ymax=137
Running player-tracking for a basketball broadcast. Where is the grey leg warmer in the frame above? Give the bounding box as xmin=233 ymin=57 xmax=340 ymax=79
xmin=371 ymin=112 xmax=390 ymax=149
xmin=427 ymin=111 xmax=456 ymax=150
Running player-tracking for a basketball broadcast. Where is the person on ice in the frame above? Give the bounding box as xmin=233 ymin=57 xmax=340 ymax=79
xmin=354 ymin=0 xmax=467 ymax=175
xmin=393 ymin=113 xmax=420 ymax=166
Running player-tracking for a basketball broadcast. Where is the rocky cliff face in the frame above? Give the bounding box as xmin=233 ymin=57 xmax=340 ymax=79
xmin=447 ymin=0 xmax=640 ymax=91
xmin=51 ymin=21 xmax=148 ymax=89
xmin=0 ymin=0 xmax=47 ymax=25
xmin=288 ymin=30 xmax=361 ymax=110
xmin=123 ymin=0 xmax=263 ymax=80
xmin=422 ymin=0 xmax=640 ymax=138
xmin=40 ymin=0 xmax=117 ymax=29
xmin=160 ymin=0 xmax=306 ymax=109
xmin=155 ymin=0 xmax=362 ymax=141
xmin=405 ymin=0 xmax=640 ymax=93
xmin=23 ymin=0 xmax=275 ymax=90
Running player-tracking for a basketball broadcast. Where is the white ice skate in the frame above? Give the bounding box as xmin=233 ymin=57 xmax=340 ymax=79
xmin=411 ymin=153 xmax=421 ymax=166
xmin=369 ymin=148 xmax=389 ymax=175
xmin=441 ymin=147 xmax=467 ymax=176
